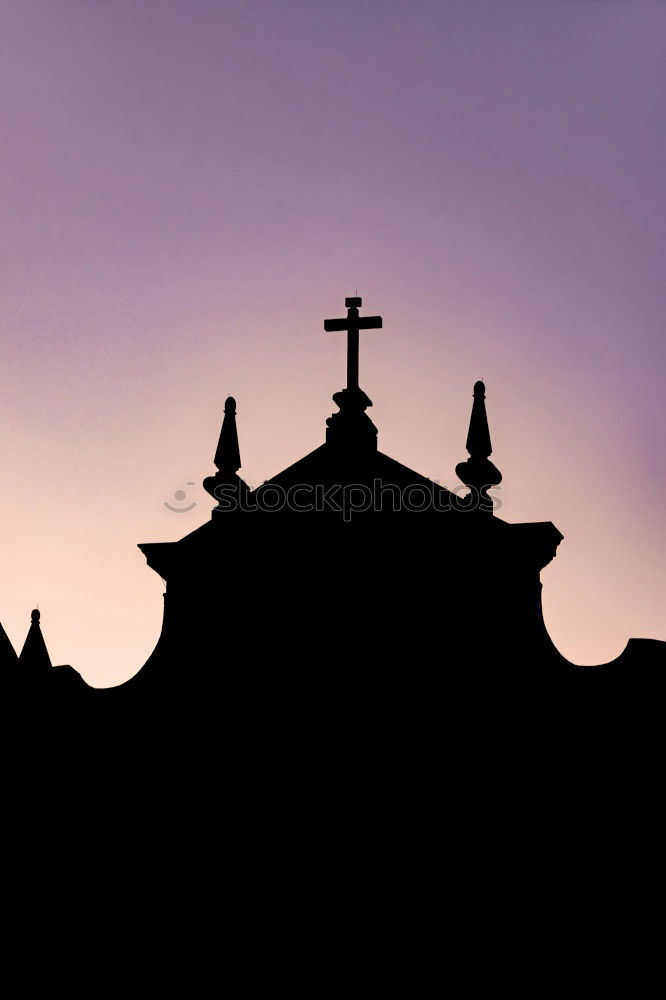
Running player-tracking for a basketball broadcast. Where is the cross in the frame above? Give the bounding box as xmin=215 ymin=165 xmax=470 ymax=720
xmin=324 ymin=297 xmax=382 ymax=390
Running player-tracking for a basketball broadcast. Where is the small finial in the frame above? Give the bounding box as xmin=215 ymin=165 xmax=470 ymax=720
xmin=455 ymin=380 xmax=502 ymax=512
xmin=203 ymin=395 xmax=248 ymax=505
xmin=465 ymin=381 xmax=492 ymax=458
xmin=31 ymin=609 xmax=40 ymax=623
xmin=214 ymin=396 xmax=241 ymax=474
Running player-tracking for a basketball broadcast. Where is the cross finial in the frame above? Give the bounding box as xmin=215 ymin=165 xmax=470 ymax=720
xmin=324 ymin=296 xmax=383 ymax=391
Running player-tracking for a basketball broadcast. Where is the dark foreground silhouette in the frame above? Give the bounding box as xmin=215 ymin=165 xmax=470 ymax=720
xmin=3 ymin=297 xmax=664 ymax=731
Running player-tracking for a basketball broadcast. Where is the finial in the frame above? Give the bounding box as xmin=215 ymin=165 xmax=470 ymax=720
xmin=466 ymin=381 xmax=492 ymax=458
xmin=323 ymin=296 xmax=383 ymax=452
xmin=324 ymin=296 xmax=382 ymax=392
xmin=204 ymin=395 xmax=248 ymax=505
xmin=213 ymin=396 xmax=241 ymax=475
xmin=19 ymin=606 xmax=52 ymax=670
xmin=455 ymin=380 xmax=502 ymax=512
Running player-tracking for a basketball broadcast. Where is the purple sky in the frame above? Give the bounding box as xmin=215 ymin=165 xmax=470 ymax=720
xmin=1 ymin=0 xmax=664 ymax=684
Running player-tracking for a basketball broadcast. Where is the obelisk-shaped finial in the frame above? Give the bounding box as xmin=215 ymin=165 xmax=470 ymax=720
xmin=466 ymin=381 xmax=493 ymax=458
xmin=455 ymin=381 xmax=502 ymax=512
xmin=214 ymin=396 xmax=241 ymax=476
xmin=204 ymin=396 xmax=248 ymax=506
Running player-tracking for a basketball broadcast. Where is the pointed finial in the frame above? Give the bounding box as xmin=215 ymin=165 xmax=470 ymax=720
xmin=455 ymin=380 xmax=502 ymax=512
xmin=214 ymin=396 xmax=241 ymax=475
xmin=466 ymin=381 xmax=492 ymax=458
xmin=19 ymin=607 xmax=52 ymax=670
xmin=204 ymin=395 xmax=248 ymax=505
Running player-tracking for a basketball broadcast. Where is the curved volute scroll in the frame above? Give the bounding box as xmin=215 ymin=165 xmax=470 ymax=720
xmin=455 ymin=381 xmax=502 ymax=512
xmin=203 ymin=396 xmax=249 ymax=509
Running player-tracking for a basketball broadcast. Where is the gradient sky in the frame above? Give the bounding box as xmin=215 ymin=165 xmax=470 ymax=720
xmin=1 ymin=0 xmax=664 ymax=685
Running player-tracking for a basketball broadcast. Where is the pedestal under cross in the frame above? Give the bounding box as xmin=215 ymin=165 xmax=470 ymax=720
xmin=324 ymin=297 xmax=382 ymax=390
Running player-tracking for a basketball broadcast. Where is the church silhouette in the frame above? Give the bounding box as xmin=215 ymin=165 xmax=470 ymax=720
xmin=3 ymin=296 xmax=664 ymax=707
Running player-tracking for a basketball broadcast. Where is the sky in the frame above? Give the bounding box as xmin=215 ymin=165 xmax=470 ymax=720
xmin=1 ymin=0 xmax=664 ymax=686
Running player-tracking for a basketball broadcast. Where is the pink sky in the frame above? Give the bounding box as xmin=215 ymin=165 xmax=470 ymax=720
xmin=1 ymin=0 xmax=664 ymax=685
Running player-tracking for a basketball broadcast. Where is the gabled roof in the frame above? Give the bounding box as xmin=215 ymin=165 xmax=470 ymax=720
xmin=263 ymin=442 xmax=450 ymax=494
